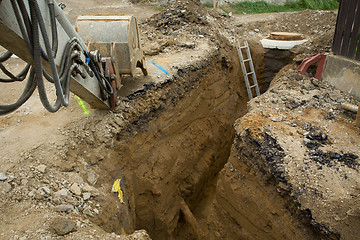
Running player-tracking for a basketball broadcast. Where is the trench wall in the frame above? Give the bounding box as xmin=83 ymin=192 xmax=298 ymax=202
xmin=67 ymin=41 xmax=327 ymax=240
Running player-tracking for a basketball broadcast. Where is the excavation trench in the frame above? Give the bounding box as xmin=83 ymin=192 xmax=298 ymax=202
xmin=73 ymin=42 xmax=326 ymax=239
xmin=74 ymin=43 xmax=251 ymax=239
xmin=109 ymin=46 xmax=250 ymax=239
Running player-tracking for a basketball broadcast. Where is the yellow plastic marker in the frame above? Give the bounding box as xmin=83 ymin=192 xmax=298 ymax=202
xmin=75 ymin=95 xmax=89 ymax=114
xmin=121 ymin=227 xmax=127 ymax=236
xmin=112 ymin=179 xmax=124 ymax=203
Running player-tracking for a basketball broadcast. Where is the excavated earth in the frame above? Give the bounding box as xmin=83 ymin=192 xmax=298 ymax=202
xmin=0 ymin=1 xmax=359 ymax=240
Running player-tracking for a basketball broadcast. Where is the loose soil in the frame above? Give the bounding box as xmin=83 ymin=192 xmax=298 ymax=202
xmin=0 ymin=1 xmax=359 ymax=240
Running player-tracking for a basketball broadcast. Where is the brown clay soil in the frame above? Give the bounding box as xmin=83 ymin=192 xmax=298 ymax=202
xmin=0 ymin=1 xmax=359 ymax=240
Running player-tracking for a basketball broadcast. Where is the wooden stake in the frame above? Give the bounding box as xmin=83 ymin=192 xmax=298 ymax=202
xmin=213 ymin=0 xmax=216 ymax=8
xmin=179 ymin=198 xmax=204 ymax=239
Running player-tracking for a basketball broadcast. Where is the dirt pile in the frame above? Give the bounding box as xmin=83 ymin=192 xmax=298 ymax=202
xmin=207 ymin=66 xmax=359 ymax=239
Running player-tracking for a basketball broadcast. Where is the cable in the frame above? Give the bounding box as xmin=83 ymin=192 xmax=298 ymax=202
xmin=29 ymin=0 xmax=61 ymax=112
xmin=0 ymin=51 xmax=13 ymax=62
xmin=1 ymin=0 xmax=113 ymax=115
xmin=0 ymin=63 xmax=30 ymax=82
xmin=48 ymin=0 xmax=58 ymax=57
xmin=0 ymin=68 xmax=37 ymax=115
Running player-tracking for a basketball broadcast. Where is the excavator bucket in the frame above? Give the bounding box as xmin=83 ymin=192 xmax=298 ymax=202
xmin=75 ymin=15 xmax=148 ymax=82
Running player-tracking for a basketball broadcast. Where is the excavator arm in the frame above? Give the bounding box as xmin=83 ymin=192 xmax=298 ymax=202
xmin=0 ymin=0 xmax=147 ymax=115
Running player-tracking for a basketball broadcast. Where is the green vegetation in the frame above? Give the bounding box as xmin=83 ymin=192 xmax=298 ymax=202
xmin=221 ymin=8 xmax=230 ymax=14
xmin=152 ymin=5 xmax=163 ymax=11
xmin=204 ymin=0 xmax=339 ymax=14
xmin=203 ymin=3 xmax=214 ymax=8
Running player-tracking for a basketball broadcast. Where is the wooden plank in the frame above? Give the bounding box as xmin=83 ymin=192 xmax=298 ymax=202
xmin=340 ymin=0 xmax=358 ymax=56
xmin=347 ymin=1 xmax=360 ymax=59
xmin=269 ymin=32 xmax=304 ymax=40
xmin=333 ymin=0 xmax=350 ymax=54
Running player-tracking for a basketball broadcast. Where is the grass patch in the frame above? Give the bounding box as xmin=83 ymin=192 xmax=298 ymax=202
xmin=221 ymin=8 xmax=230 ymax=14
xmin=203 ymin=3 xmax=214 ymax=8
xmin=228 ymin=0 xmax=338 ymax=14
xmin=152 ymin=6 xmax=163 ymax=11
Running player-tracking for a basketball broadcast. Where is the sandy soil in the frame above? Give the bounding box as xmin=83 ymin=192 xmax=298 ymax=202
xmin=0 ymin=0 xmax=358 ymax=240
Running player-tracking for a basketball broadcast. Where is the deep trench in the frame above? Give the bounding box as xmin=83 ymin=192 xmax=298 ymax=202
xmin=82 ymin=44 xmax=316 ymax=239
xmin=101 ymin=46 xmax=253 ymax=239
xmin=73 ymin=40 xmax=334 ymax=240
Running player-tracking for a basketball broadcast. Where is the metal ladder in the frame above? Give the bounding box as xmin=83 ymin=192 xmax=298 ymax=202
xmin=236 ymin=40 xmax=260 ymax=100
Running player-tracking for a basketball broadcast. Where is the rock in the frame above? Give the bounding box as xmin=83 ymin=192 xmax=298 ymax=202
xmin=35 ymin=165 xmax=47 ymax=173
xmin=70 ymin=183 xmax=81 ymax=196
xmin=0 ymin=182 xmax=12 ymax=193
xmin=0 ymin=173 xmax=7 ymax=181
xmin=39 ymin=186 xmax=51 ymax=196
xmin=21 ymin=179 xmax=28 ymax=185
xmin=55 ymin=204 xmax=74 ymax=213
xmin=271 ymin=116 xmax=283 ymax=122
xmin=87 ymin=171 xmax=98 ymax=185
xmin=49 ymin=217 xmax=76 ymax=236
xmin=93 ymin=208 xmax=99 ymax=214
xmin=83 ymin=192 xmax=91 ymax=200
xmin=82 ymin=184 xmax=99 ymax=196
xmin=82 ymin=205 xmax=92 ymax=215
xmin=55 ymin=188 xmax=70 ymax=199
xmin=180 ymin=42 xmax=196 ymax=49
xmin=28 ymin=190 xmax=35 ymax=197
xmin=329 ymin=92 xmax=339 ymax=102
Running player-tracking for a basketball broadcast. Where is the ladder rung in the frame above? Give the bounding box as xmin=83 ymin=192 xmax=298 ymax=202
xmin=244 ymin=59 xmax=251 ymax=62
xmin=239 ymin=46 xmax=247 ymax=49
xmin=250 ymin=85 xmax=258 ymax=88
xmin=246 ymin=71 xmax=254 ymax=75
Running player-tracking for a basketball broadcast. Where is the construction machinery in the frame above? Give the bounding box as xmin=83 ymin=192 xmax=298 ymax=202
xmin=0 ymin=0 xmax=147 ymax=115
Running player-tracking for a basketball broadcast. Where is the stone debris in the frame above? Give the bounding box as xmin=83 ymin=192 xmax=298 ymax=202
xmin=69 ymin=183 xmax=81 ymax=196
xmin=54 ymin=188 xmax=70 ymax=199
xmin=87 ymin=171 xmax=98 ymax=185
xmin=39 ymin=186 xmax=51 ymax=197
xmin=35 ymin=165 xmax=47 ymax=173
xmin=0 ymin=182 xmax=12 ymax=193
xmin=55 ymin=204 xmax=74 ymax=214
xmin=49 ymin=217 xmax=76 ymax=236
xmin=0 ymin=172 xmax=7 ymax=181
xmin=83 ymin=192 xmax=91 ymax=200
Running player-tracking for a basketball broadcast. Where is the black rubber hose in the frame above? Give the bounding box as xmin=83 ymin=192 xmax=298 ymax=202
xmin=48 ymin=0 xmax=58 ymax=57
xmin=0 ymin=51 xmax=13 ymax=62
xmin=29 ymin=0 xmax=61 ymax=112
xmin=11 ymin=0 xmax=32 ymax=54
xmin=42 ymin=42 xmax=78 ymax=83
xmin=88 ymin=57 xmax=113 ymax=95
xmin=0 ymin=68 xmax=37 ymax=115
xmin=0 ymin=63 xmax=31 ymax=82
xmin=17 ymin=0 xmax=49 ymax=61
xmin=33 ymin=0 xmax=69 ymax=107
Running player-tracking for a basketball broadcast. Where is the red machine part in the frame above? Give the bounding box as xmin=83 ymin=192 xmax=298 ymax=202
xmin=298 ymin=53 xmax=327 ymax=80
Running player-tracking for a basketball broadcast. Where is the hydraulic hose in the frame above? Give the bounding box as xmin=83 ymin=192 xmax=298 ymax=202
xmin=48 ymin=0 xmax=58 ymax=57
xmin=0 ymin=68 xmax=37 ymax=115
xmin=16 ymin=0 xmax=49 ymax=61
xmin=0 ymin=51 xmax=13 ymax=62
xmin=29 ymin=0 xmax=61 ymax=112
xmin=0 ymin=63 xmax=31 ymax=82
xmin=1 ymin=0 xmax=113 ymax=115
